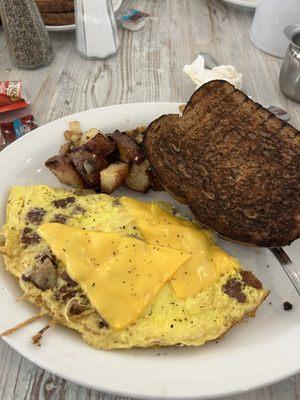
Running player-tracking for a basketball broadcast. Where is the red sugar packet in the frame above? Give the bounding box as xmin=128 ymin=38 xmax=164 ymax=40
xmin=0 ymin=81 xmax=29 ymax=114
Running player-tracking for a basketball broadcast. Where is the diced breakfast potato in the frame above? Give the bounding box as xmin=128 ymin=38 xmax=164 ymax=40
xmin=111 ymin=131 xmax=145 ymax=163
xmin=45 ymin=123 xmax=151 ymax=194
xmin=69 ymin=149 xmax=109 ymax=188
xmin=69 ymin=121 xmax=81 ymax=134
xmin=124 ymin=160 xmax=151 ymax=193
xmin=126 ymin=126 xmax=146 ymax=144
xmin=79 ymin=128 xmax=98 ymax=146
xmin=83 ymin=132 xmax=115 ymax=156
xmin=45 ymin=155 xmax=86 ymax=188
xmin=100 ymin=162 xmax=129 ymax=194
xmin=59 ymin=142 xmax=72 ymax=156
xmin=64 ymin=130 xmax=81 ymax=143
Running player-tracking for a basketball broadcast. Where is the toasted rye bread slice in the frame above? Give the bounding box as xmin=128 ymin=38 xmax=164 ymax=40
xmin=144 ymin=80 xmax=300 ymax=247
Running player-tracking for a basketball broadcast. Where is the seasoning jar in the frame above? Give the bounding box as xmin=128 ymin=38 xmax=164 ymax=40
xmin=75 ymin=0 xmax=119 ymax=60
xmin=0 ymin=0 xmax=54 ymax=69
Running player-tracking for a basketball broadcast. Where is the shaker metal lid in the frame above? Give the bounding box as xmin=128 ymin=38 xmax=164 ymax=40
xmin=284 ymin=24 xmax=300 ymax=48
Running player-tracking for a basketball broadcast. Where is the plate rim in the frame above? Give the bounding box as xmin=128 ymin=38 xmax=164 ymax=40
xmin=3 ymin=331 xmax=300 ymax=400
xmin=0 ymin=102 xmax=299 ymax=399
xmin=46 ymin=24 xmax=75 ymax=32
xmin=222 ymin=0 xmax=257 ymax=9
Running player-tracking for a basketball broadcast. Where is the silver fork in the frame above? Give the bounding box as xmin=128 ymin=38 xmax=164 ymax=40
xmin=200 ymin=52 xmax=291 ymax=122
xmin=201 ymin=52 xmax=300 ymax=294
xmin=271 ymin=248 xmax=300 ymax=296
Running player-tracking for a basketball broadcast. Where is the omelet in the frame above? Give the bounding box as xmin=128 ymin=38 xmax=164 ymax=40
xmin=0 ymin=185 xmax=269 ymax=349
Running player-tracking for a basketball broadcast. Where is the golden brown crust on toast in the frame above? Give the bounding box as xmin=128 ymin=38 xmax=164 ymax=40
xmin=144 ymin=80 xmax=300 ymax=247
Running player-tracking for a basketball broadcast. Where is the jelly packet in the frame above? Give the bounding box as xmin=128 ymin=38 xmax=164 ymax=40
xmin=119 ymin=9 xmax=149 ymax=31
xmin=0 ymin=81 xmax=29 ymax=114
xmin=0 ymin=115 xmax=37 ymax=150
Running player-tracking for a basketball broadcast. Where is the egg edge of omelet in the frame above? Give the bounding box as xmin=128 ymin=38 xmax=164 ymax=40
xmin=0 ymin=185 xmax=269 ymax=349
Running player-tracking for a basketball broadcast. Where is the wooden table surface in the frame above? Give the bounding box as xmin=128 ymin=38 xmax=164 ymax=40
xmin=0 ymin=0 xmax=299 ymax=399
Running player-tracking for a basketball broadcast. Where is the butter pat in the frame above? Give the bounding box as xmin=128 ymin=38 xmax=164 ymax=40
xmin=183 ymin=54 xmax=243 ymax=89
xmin=38 ymin=223 xmax=190 ymax=330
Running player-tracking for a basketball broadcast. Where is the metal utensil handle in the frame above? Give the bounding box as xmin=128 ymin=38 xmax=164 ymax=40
xmin=270 ymin=247 xmax=300 ymax=296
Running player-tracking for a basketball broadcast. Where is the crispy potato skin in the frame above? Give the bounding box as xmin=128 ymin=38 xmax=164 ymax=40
xmin=82 ymin=132 xmax=115 ymax=156
xmin=111 ymin=131 xmax=145 ymax=163
xmin=69 ymin=150 xmax=109 ymax=188
xmin=45 ymin=156 xmax=86 ymax=188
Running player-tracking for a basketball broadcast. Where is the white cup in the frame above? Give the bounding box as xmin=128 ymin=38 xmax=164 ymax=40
xmin=250 ymin=0 xmax=300 ymax=58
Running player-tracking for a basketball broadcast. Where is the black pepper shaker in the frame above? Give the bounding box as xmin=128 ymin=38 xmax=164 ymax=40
xmin=0 ymin=0 xmax=54 ymax=69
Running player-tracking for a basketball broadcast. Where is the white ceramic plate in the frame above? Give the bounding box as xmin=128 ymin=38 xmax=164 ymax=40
xmin=46 ymin=0 xmax=123 ymax=32
xmin=222 ymin=0 xmax=257 ymax=10
xmin=0 ymin=103 xmax=299 ymax=399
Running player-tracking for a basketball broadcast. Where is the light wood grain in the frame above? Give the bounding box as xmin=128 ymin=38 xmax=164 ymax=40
xmin=0 ymin=0 xmax=299 ymax=399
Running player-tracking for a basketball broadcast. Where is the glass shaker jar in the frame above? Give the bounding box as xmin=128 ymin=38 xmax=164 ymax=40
xmin=75 ymin=0 xmax=119 ymax=60
xmin=0 ymin=0 xmax=54 ymax=69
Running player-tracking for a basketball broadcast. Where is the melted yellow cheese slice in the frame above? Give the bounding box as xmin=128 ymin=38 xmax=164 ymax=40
xmin=120 ymin=197 xmax=239 ymax=299
xmin=38 ymin=223 xmax=190 ymax=330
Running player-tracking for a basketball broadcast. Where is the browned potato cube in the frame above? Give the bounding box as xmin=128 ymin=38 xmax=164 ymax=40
xmin=126 ymin=126 xmax=146 ymax=144
xmin=79 ymin=128 xmax=98 ymax=145
xmin=45 ymin=155 xmax=86 ymax=188
xmin=111 ymin=130 xmax=145 ymax=163
xmin=69 ymin=150 xmax=109 ymax=188
xmin=64 ymin=130 xmax=81 ymax=143
xmin=100 ymin=162 xmax=129 ymax=194
xmin=59 ymin=142 xmax=72 ymax=156
xmin=124 ymin=160 xmax=151 ymax=193
xmin=69 ymin=121 xmax=81 ymax=134
xmin=83 ymin=132 xmax=115 ymax=156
